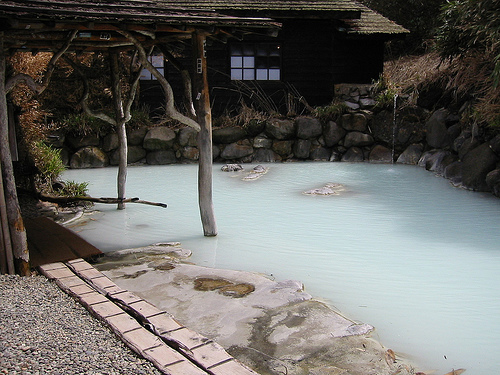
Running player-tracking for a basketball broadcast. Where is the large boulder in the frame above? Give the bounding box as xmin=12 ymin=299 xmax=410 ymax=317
xmin=212 ymin=127 xmax=246 ymax=144
xmin=341 ymin=113 xmax=367 ymax=132
xmin=146 ymin=150 xmax=177 ymax=165
xmin=180 ymin=146 xmax=199 ymax=161
xmin=70 ymin=146 xmax=109 ymax=168
xmin=461 ymin=143 xmax=499 ymax=191
xmin=489 ymin=134 xmax=500 ymax=155
xmin=102 ymin=133 xmax=119 ymax=152
xmin=265 ymin=119 xmax=295 ymax=140
xmin=426 ymin=108 xmax=450 ymax=149
xmin=369 ymin=145 xmax=392 ymax=163
xmin=127 ymin=127 xmax=148 ymax=146
xmin=66 ymin=134 xmax=100 ymax=150
xmin=486 ymin=169 xmax=500 ymax=197
xmin=252 ymin=148 xmax=280 ymax=162
xmin=272 ymin=140 xmax=294 ymax=158
xmin=397 ymin=144 xmax=423 ymax=165
xmin=309 ymin=146 xmax=331 ymax=161
xmin=457 ymin=137 xmax=481 ymax=160
xmin=143 ymin=127 xmax=176 ymax=150
xmin=220 ymin=140 xmax=254 ymax=160
xmin=244 ymin=119 xmax=267 ymax=137
xmin=444 ymin=161 xmax=463 ymax=186
xmin=323 ymin=121 xmax=346 ymax=147
xmin=343 ymin=132 xmax=374 ymax=148
xmin=253 ymin=135 xmax=272 ymax=149
xmin=110 ymin=145 xmax=146 ymax=165
xmin=370 ymin=110 xmax=393 ymax=144
xmin=293 ymin=139 xmax=311 ymax=159
xmin=295 ymin=117 xmax=322 ymax=139
xmin=341 ymin=147 xmax=364 ymax=162
xmin=418 ymin=150 xmax=453 ymax=174
xmin=394 ymin=106 xmax=427 ymax=145
xmin=178 ymin=127 xmax=198 ymax=147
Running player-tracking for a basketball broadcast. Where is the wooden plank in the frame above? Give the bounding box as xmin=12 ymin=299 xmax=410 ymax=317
xmin=25 ymin=217 xmax=102 ymax=267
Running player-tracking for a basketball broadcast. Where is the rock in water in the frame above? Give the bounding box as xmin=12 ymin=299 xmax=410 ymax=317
xmin=221 ymin=163 xmax=244 ymax=172
xmin=242 ymin=165 xmax=269 ymax=180
xmin=303 ymin=183 xmax=347 ymax=196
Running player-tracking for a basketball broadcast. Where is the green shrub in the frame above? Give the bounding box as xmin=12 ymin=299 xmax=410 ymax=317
xmin=313 ymin=100 xmax=349 ymax=122
xmin=32 ymin=142 xmax=65 ymax=189
xmin=63 ymin=113 xmax=112 ymax=136
xmin=55 ymin=180 xmax=89 ymax=198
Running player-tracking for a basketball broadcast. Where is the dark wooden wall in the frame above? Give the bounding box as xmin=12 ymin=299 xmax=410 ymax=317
xmin=139 ymin=20 xmax=385 ymax=117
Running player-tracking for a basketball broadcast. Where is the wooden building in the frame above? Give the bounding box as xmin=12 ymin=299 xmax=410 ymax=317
xmin=139 ymin=1 xmax=409 ymax=114
xmin=0 ymin=0 xmax=279 ymax=274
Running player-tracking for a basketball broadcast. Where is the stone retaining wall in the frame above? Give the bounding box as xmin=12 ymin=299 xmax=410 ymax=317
xmin=51 ymin=84 xmax=500 ymax=198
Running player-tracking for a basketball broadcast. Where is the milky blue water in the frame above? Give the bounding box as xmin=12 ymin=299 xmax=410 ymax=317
xmin=63 ymin=163 xmax=500 ymax=374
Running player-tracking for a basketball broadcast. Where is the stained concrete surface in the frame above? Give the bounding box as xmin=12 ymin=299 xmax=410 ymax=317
xmin=95 ymin=244 xmax=419 ymax=375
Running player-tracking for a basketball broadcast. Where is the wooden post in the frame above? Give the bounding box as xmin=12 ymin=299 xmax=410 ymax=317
xmin=192 ymin=31 xmax=217 ymax=236
xmin=0 ymin=35 xmax=29 ymax=275
xmin=109 ymin=50 xmax=127 ymax=210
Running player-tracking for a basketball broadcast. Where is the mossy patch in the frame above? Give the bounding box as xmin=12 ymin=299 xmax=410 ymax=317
xmin=193 ymin=277 xmax=255 ymax=298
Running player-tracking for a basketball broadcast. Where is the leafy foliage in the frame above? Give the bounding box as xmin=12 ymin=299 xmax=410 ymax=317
xmin=54 ymin=180 xmax=89 ymax=198
xmin=359 ymin=0 xmax=446 ymax=54
xmin=436 ymin=0 xmax=500 ymax=87
xmin=313 ymin=100 xmax=349 ymax=122
xmin=435 ymin=0 xmax=500 ymax=128
xmin=31 ymin=142 xmax=66 ymax=190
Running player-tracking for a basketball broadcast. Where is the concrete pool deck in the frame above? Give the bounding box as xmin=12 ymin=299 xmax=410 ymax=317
xmin=88 ymin=244 xmax=421 ymax=375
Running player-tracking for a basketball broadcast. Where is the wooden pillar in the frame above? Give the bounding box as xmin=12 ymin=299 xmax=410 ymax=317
xmin=192 ymin=31 xmax=217 ymax=236
xmin=109 ymin=50 xmax=127 ymax=210
xmin=0 ymin=35 xmax=29 ymax=275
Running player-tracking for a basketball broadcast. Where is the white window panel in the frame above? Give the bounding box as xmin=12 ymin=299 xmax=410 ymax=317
xmin=243 ymin=56 xmax=255 ymax=68
xmin=231 ymin=69 xmax=243 ymax=80
xmin=243 ymin=69 xmax=255 ymax=80
xmin=256 ymin=69 xmax=268 ymax=80
xmin=231 ymin=56 xmax=243 ymax=68
xmin=269 ymin=69 xmax=280 ymax=80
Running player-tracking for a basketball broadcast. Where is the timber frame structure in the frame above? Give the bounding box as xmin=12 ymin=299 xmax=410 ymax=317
xmin=0 ymin=0 xmax=280 ymax=275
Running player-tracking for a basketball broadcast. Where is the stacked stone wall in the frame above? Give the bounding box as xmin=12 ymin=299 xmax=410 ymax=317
xmin=51 ymin=83 xmax=500 ymax=198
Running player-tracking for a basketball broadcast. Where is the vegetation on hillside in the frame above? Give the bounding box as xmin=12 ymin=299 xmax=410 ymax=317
xmin=369 ymin=0 xmax=499 ymax=132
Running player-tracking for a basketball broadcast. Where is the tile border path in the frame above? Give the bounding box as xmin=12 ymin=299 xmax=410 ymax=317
xmin=38 ymin=258 xmax=260 ymax=375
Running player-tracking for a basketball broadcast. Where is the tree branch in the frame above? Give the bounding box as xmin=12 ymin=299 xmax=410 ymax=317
xmin=6 ymin=30 xmax=78 ymax=94
xmin=158 ymin=45 xmax=196 ymax=118
xmin=117 ymin=30 xmax=201 ymax=131
xmin=64 ymin=55 xmax=116 ymax=126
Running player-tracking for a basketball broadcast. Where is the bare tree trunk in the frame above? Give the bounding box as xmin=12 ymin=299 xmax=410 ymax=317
xmin=0 ymin=159 xmax=15 ymax=275
xmin=0 ymin=36 xmax=29 ymax=275
xmin=192 ymin=31 xmax=217 ymax=236
xmin=109 ymin=51 xmax=127 ymax=210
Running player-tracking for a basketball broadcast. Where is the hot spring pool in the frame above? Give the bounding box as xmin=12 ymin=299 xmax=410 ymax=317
xmin=63 ymin=162 xmax=500 ymax=374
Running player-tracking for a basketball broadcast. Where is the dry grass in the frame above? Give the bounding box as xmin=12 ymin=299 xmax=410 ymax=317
xmin=383 ymin=52 xmax=450 ymax=96
xmin=383 ymin=52 xmax=499 ymax=129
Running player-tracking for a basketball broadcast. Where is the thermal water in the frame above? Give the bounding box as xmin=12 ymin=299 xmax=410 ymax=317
xmin=63 ymin=163 xmax=500 ymax=374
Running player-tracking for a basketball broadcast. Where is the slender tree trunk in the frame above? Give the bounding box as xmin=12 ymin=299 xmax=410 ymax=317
xmin=192 ymin=31 xmax=217 ymax=236
xmin=109 ymin=51 xmax=127 ymax=210
xmin=0 ymin=36 xmax=29 ymax=275
xmin=0 ymin=159 xmax=15 ymax=275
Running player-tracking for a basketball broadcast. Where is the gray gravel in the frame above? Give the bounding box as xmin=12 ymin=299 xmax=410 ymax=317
xmin=0 ymin=274 xmax=162 ymax=375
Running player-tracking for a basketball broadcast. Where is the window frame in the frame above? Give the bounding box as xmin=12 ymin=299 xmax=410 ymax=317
xmin=229 ymin=42 xmax=282 ymax=82
xmin=140 ymin=54 xmax=166 ymax=81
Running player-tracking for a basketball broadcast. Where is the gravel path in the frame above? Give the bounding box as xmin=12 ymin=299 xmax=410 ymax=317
xmin=0 ymin=274 xmax=162 ymax=375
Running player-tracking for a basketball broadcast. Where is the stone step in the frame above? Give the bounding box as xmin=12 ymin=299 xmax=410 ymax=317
xmin=38 ymin=259 xmax=259 ymax=375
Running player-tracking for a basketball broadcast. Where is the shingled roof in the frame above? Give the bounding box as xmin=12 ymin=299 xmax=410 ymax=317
xmin=156 ymin=0 xmax=408 ymax=36
xmin=154 ymin=0 xmax=361 ymax=19
xmin=340 ymin=3 xmax=409 ymax=37
xmin=0 ymin=0 xmax=284 ymax=26
xmin=0 ymin=0 xmax=281 ymax=52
